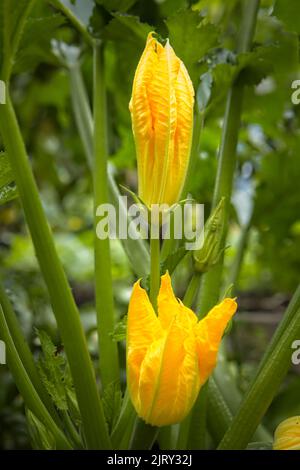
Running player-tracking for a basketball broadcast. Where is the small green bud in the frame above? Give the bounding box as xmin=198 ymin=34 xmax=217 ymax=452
xmin=193 ymin=197 xmax=226 ymax=273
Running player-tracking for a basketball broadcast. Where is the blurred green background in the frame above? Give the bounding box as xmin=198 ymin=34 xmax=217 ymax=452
xmin=0 ymin=0 xmax=300 ymax=448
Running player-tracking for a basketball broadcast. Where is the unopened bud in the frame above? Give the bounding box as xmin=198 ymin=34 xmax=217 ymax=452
xmin=193 ymin=197 xmax=226 ymax=273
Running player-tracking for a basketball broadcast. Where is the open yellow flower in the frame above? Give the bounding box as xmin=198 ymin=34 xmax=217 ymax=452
xmin=126 ymin=272 xmax=237 ymax=426
xmin=129 ymin=32 xmax=194 ymax=208
xmin=273 ymin=416 xmax=300 ymax=450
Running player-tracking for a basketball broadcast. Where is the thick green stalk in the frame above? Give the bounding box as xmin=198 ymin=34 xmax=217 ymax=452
xmin=0 ymin=304 xmax=71 ymax=450
xmin=61 ymin=410 xmax=83 ymax=449
xmin=69 ymin=63 xmax=94 ymax=169
xmin=111 ymin=390 xmax=136 ymax=448
xmin=150 ymin=237 xmax=161 ymax=311
xmin=93 ymin=41 xmax=120 ymax=388
xmin=218 ymin=288 xmax=300 ymax=449
xmin=197 ymin=83 xmax=244 ymax=314
xmin=129 ymin=418 xmax=158 ymax=450
xmin=0 ymin=281 xmax=59 ymax=424
xmin=159 ymin=425 xmax=179 ymax=450
xmin=197 ymin=0 xmax=260 ymax=315
xmin=0 ymin=96 xmax=111 ymax=449
xmin=213 ymin=359 xmax=271 ymax=442
xmin=207 ymin=377 xmax=233 ymax=445
xmin=189 ymin=0 xmax=260 ymax=450
xmin=69 ymin=62 xmax=150 ymax=278
xmin=227 ymin=217 xmax=252 ymax=289
xmin=183 ymin=272 xmax=201 ymax=308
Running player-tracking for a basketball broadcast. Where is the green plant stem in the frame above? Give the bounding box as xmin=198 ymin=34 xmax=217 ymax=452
xmin=197 ymin=0 xmax=260 ymax=315
xmin=111 ymin=389 xmax=136 ymax=448
xmin=150 ymin=237 xmax=161 ymax=311
xmin=183 ymin=272 xmax=201 ymax=308
xmin=187 ymin=382 xmax=208 ymax=449
xmin=129 ymin=418 xmax=158 ymax=450
xmin=93 ymin=41 xmax=120 ymax=389
xmin=0 ymin=304 xmax=71 ymax=450
xmin=197 ymin=82 xmax=244 ymax=314
xmin=0 ymin=95 xmax=111 ymax=449
xmin=49 ymin=0 xmax=93 ymax=46
xmin=69 ymin=63 xmax=93 ymax=168
xmin=218 ymin=286 xmax=300 ymax=449
xmin=217 ymin=362 xmax=272 ymax=442
xmin=0 ymin=281 xmax=60 ymax=424
xmin=158 ymin=425 xmax=179 ymax=450
xmin=69 ymin=61 xmax=150 ymax=278
xmin=207 ymin=377 xmax=233 ymax=445
xmin=61 ymin=410 xmax=83 ymax=449
xmin=188 ymin=0 xmax=260 ymax=450
xmin=227 ymin=217 xmax=252 ymax=289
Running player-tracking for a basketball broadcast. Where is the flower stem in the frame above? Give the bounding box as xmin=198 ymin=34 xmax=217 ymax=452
xmin=189 ymin=0 xmax=260 ymax=450
xmin=150 ymin=237 xmax=161 ymax=311
xmin=183 ymin=272 xmax=201 ymax=308
xmin=111 ymin=390 xmax=136 ymax=448
xmin=93 ymin=41 xmax=120 ymax=389
xmin=218 ymin=285 xmax=300 ymax=449
xmin=0 ymin=95 xmax=111 ymax=449
xmin=197 ymin=0 xmax=260 ymax=315
xmin=129 ymin=418 xmax=158 ymax=450
xmin=49 ymin=0 xmax=93 ymax=47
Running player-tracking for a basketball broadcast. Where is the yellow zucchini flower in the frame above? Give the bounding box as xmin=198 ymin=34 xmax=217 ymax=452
xmin=126 ymin=272 xmax=237 ymax=426
xmin=273 ymin=416 xmax=300 ymax=450
xmin=129 ymin=32 xmax=194 ymax=207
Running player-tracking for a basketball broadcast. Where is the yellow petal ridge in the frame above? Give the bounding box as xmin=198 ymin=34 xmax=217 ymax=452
xmin=195 ymin=298 xmax=237 ymax=385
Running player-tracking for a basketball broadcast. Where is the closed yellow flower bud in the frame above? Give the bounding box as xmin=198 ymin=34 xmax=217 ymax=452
xmin=126 ymin=272 xmax=237 ymax=427
xmin=129 ymin=32 xmax=194 ymax=207
xmin=273 ymin=416 xmax=300 ymax=450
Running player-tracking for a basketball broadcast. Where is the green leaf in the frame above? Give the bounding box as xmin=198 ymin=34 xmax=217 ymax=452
xmin=0 ymin=152 xmax=13 ymax=188
xmin=273 ymin=0 xmax=300 ymax=34
xmin=37 ymin=330 xmax=76 ymax=412
xmin=103 ymin=13 xmax=152 ymax=43
xmin=202 ymin=40 xmax=296 ymax=118
xmin=52 ymin=0 xmax=94 ymax=27
xmin=14 ymin=14 xmax=66 ymax=74
xmin=0 ymin=0 xmax=36 ymax=77
xmin=0 ymin=184 xmax=18 ymax=206
xmin=0 ymin=152 xmax=18 ymax=206
xmin=26 ymin=409 xmax=56 ymax=450
xmin=110 ymin=315 xmax=127 ymax=342
xmin=96 ymin=0 xmax=138 ymax=13
xmin=166 ymin=9 xmax=219 ymax=86
xmin=102 ymin=382 xmax=123 ymax=433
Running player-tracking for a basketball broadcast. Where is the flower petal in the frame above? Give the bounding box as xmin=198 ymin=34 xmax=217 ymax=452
xmin=139 ymin=315 xmax=200 ymax=426
xmin=195 ymin=298 xmax=237 ymax=385
xmin=161 ymin=55 xmax=194 ymax=204
xmin=127 ymin=280 xmax=162 ymax=411
xmin=274 ymin=416 xmax=300 ymax=450
xmin=129 ymin=32 xmax=162 ymax=205
xmin=157 ymin=271 xmax=179 ymax=329
xmin=158 ymin=272 xmax=197 ymax=329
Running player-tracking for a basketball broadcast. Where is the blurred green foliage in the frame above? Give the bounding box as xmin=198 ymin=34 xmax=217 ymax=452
xmin=0 ymin=0 xmax=300 ymax=449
